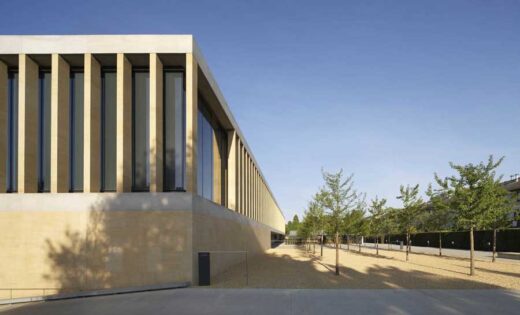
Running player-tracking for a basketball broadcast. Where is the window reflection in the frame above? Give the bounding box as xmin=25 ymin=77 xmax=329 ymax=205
xmin=6 ymin=71 xmax=18 ymax=192
xmin=132 ymin=70 xmax=150 ymax=191
xmin=38 ymin=71 xmax=51 ymax=192
xmin=101 ymin=70 xmax=116 ymax=192
xmin=70 ymin=71 xmax=84 ymax=192
xmin=163 ymin=71 xmax=185 ymax=191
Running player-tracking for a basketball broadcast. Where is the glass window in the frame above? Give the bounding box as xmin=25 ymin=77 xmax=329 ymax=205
xmin=163 ymin=71 xmax=185 ymax=191
xmin=132 ymin=70 xmax=150 ymax=191
xmin=197 ymin=102 xmax=214 ymax=200
xmin=6 ymin=71 xmax=18 ymax=192
xmin=101 ymin=70 xmax=116 ymax=192
xmin=38 ymin=71 xmax=51 ymax=192
xmin=69 ymin=71 xmax=84 ymax=192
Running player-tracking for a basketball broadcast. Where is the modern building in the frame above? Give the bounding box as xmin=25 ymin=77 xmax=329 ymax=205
xmin=502 ymin=175 xmax=520 ymax=228
xmin=0 ymin=35 xmax=285 ymax=298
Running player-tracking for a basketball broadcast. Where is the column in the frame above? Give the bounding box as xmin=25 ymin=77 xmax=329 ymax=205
xmin=116 ymin=53 xmax=132 ymax=192
xmin=84 ymin=54 xmax=101 ymax=192
xmin=245 ymin=153 xmax=249 ymax=217
xmin=226 ymin=131 xmax=237 ymax=210
xmin=50 ymin=54 xmax=70 ymax=193
xmin=238 ymin=141 xmax=243 ymax=214
xmin=149 ymin=53 xmax=163 ymax=192
xmin=18 ymin=54 xmax=39 ymax=193
xmin=0 ymin=61 xmax=7 ymax=192
xmin=247 ymin=155 xmax=251 ymax=218
xmin=185 ymin=53 xmax=198 ymax=193
xmin=213 ymin=131 xmax=221 ymax=204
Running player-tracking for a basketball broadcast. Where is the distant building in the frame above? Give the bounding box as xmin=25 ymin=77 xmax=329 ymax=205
xmin=502 ymin=175 xmax=520 ymax=228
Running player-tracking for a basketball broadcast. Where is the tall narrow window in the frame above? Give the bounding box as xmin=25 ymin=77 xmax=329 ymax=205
xmin=132 ymin=70 xmax=150 ymax=191
xmin=38 ymin=71 xmax=51 ymax=192
xmin=197 ymin=101 xmax=214 ymax=200
xmin=163 ymin=71 xmax=185 ymax=191
xmin=101 ymin=70 xmax=116 ymax=192
xmin=6 ymin=71 xmax=18 ymax=192
xmin=69 ymin=71 xmax=84 ymax=192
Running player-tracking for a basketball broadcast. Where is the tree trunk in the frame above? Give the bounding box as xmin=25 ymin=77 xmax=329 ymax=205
xmin=335 ymin=232 xmax=340 ymax=275
xmin=492 ymin=228 xmax=497 ymax=263
xmin=359 ymin=236 xmax=362 ymax=252
xmin=406 ymin=232 xmax=410 ymax=261
xmin=470 ymin=226 xmax=475 ymax=276
xmin=346 ymin=235 xmax=350 ymax=250
xmin=313 ymin=238 xmax=316 ymax=255
xmin=376 ymin=236 xmax=379 ymax=256
xmin=439 ymin=232 xmax=442 ymax=257
xmin=320 ymin=234 xmax=323 ymax=257
xmin=388 ymin=235 xmax=391 ymax=250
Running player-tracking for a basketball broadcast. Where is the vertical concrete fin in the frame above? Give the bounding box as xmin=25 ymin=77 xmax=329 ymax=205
xmin=18 ymin=54 xmax=38 ymax=193
xmin=83 ymin=53 xmax=101 ymax=192
xmin=116 ymin=53 xmax=132 ymax=192
xmin=185 ymin=53 xmax=198 ymax=194
xmin=50 ymin=54 xmax=70 ymax=193
xmin=149 ymin=53 xmax=163 ymax=192
xmin=226 ymin=130 xmax=237 ymax=210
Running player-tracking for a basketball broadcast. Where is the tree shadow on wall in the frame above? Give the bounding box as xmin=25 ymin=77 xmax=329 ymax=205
xmin=43 ymin=209 xmax=110 ymax=292
xmin=42 ymin=193 xmax=191 ymax=294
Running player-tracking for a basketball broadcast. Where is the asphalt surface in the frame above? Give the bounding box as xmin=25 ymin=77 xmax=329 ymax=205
xmin=1 ymin=288 xmax=519 ymax=315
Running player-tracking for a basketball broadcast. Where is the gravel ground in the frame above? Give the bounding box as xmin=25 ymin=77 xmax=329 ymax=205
xmin=211 ymin=244 xmax=520 ymax=289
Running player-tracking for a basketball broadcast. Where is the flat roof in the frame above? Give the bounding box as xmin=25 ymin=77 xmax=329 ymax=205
xmin=0 ymin=35 xmax=284 ymax=218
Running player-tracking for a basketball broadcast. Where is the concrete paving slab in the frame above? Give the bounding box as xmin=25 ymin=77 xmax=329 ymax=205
xmin=0 ymin=288 xmax=518 ymax=315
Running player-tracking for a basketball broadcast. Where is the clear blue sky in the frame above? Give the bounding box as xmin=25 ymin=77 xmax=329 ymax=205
xmin=3 ymin=0 xmax=519 ymax=221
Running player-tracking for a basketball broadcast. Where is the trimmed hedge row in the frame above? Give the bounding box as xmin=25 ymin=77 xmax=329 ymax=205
xmin=363 ymin=229 xmax=520 ymax=252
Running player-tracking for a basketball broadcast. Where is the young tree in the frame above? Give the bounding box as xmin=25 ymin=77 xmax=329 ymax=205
xmin=368 ymin=197 xmax=387 ymax=256
xmin=345 ymin=200 xmax=368 ymax=253
xmin=481 ymin=179 xmax=515 ymax=262
xmin=425 ymin=184 xmax=455 ymax=256
xmin=433 ymin=155 xmax=508 ymax=275
xmin=381 ymin=207 xmax=398 ymax=249
xmin=307 ymin=193 xmax=326 ymax=256
xmin=298 ymin=215 xmax=313 ymax=251
xmin=396 ymin=184 xmax=424 ymax=261
xmin=319 ymin=170 xmax=359 ymax=276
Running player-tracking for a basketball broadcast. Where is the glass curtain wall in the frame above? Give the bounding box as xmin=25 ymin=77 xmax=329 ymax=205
xmin=163 ymin=71 xmax=185 ymax=191
xmin=69 ymin=71 xmax=84 ymax=191
xmin=101 ymin=70 xmax=117 ymax=191
xmin=38 ymin=70 xmax=51 ymax=192
xmin=132 ymin=70 xmax=150 ymax=191
xmin=197 ymin=97 xmax=228 ymax=203
xmin=197 ymin=107 xmax=213 ymax=200
xmin=6 ymin=71 xmax=18 ymax=192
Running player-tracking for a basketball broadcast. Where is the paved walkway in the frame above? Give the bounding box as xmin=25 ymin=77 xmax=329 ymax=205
xmin=357 ymin=243 xmax=520 ymax=263
xmin=1 ymin=288 xmax=519 ymax=315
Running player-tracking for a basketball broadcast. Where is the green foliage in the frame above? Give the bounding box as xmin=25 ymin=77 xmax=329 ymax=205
xmin=396 ymin=184 xmax=424 ymax=234
xmin=423 ymin=184 xmax=456 ymax=232
xmin=344 ymin=197 xmax=369 ymax=236
xmin=432 ymin=155 xmax=513 ymax=230
xmin=481 ymin=178 xmax=515 ymax=230
xmin=285 ymin=214 xmax=301 ymax=234
xmin=298 ymin=193 xmax=326 ymax=239
xmin=381 ymin=207 xmax=399 ymax=235
xmin=319 ymin=169 xmax=360 ymax=235
xmin=368 ymin=197 xmax=387 ymax=237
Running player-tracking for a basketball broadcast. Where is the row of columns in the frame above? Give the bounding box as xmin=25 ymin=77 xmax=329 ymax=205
xmin=226 ymin=132 xmax=282 ymax=228
xmin=0 ymin=53 xmax=199 ymax=194
xmin=1 ymin=52 xmax=285 ymax=230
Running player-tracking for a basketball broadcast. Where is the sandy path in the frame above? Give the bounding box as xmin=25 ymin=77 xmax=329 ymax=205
xmin=211 ymin=245 xmax=520 ymax=289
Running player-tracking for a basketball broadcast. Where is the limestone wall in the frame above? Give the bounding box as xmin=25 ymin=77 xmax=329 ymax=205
xmin=0 ymin=192 xmax=276 ymax=299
